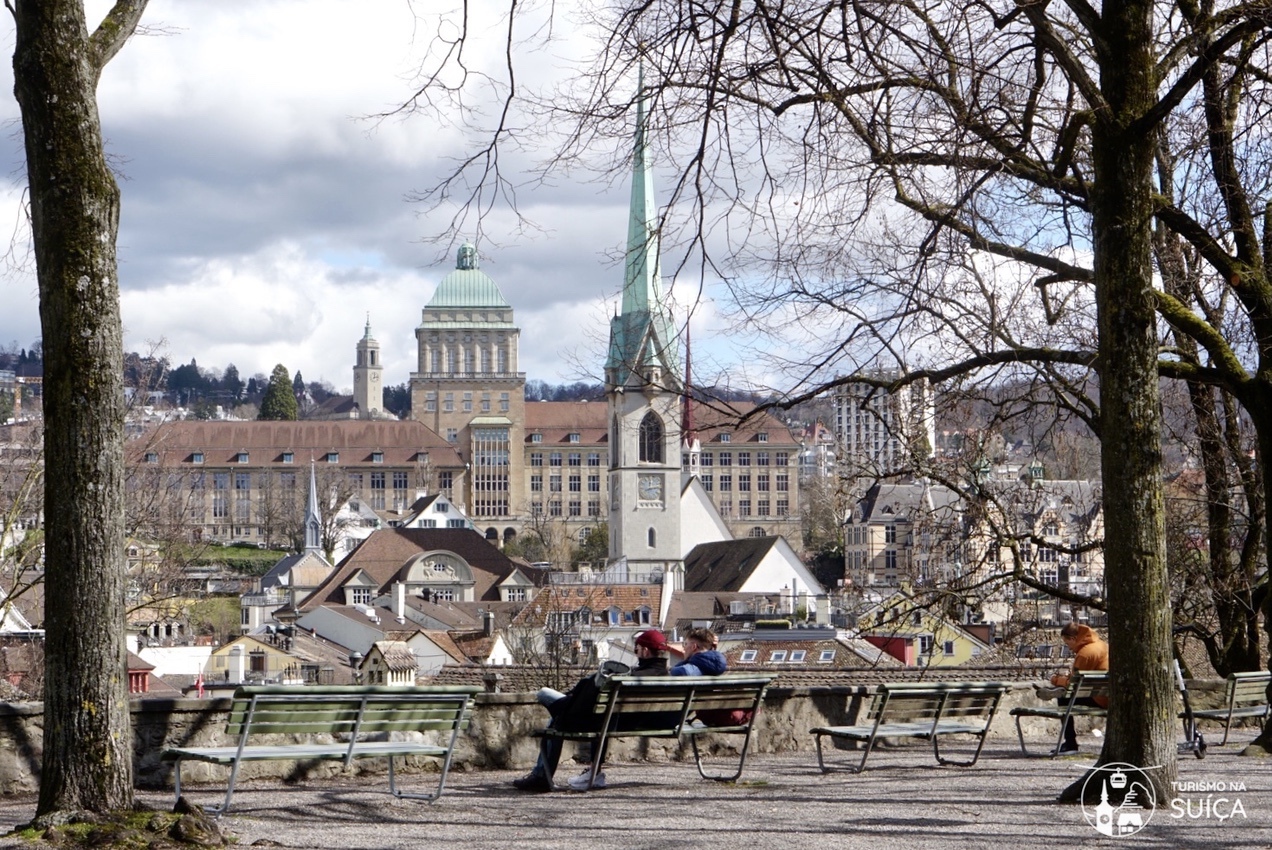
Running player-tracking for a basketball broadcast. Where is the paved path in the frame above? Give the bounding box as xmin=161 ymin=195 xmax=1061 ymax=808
xmin=0 ymin=741 xmax=1268 ymax=849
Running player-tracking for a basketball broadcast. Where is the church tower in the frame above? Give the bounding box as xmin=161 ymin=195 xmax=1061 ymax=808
xmin=606 ymin=81 xmax=684 ymax=576
xmin=353 ymin=316 xmax=384 ymax=419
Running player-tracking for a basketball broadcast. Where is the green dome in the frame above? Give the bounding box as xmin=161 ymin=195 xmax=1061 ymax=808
xmin=425 ymin=243 xmax=511 ymax=309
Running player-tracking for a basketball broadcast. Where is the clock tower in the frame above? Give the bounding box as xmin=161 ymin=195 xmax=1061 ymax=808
xmin=606 ymin=81 xmax=683 ymax=579
xmin=353 ymin=316 xmax=384 ymax=419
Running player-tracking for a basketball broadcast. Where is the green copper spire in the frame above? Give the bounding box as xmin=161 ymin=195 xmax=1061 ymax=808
xmin=623 ymin=72 xmax=662 ymax=315
xmin=606 ymin=73 xmax=682 ymax=389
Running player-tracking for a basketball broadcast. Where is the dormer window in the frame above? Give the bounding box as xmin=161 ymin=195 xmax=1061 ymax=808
xmin=757 ymin=432 xmax=768 ymax=443
xmin=326 ymin=452 xmax=339 ymax=463
xmin=719 ymin=434 xmax=731 ymax=443
xmin=372 ymin=452 xmax=384 ymax=464
xmin=236 ymin=452 xmax=249 ymax=464
xmin=568 ymin=433 xmax=580 ymax=443
xmin=281 ymin=452 xmax=294 ymax=464
xmin=191 ymin=452 xmax=204 ymax=464
xmin=531 ymin=433 xmax=543 ymax=443
xmin=144 ymin=452 xmax=159 ymax=463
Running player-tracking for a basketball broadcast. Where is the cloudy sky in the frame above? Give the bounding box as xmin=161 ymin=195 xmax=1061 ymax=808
xmin=0 ymin=1 xmax=761 ymax=395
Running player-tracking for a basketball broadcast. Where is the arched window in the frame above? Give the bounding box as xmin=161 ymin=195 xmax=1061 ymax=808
xmin=748 ymin=526 xmax=767 ymax=538
xmin=639 ymin=412 xmax=664 ymax=463
xmin=647 ymin=527 xmax=656 ymax=548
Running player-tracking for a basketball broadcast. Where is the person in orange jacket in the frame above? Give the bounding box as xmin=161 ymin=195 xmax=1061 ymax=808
xmin=1049 ymin=622 xmax=1109 ymax=755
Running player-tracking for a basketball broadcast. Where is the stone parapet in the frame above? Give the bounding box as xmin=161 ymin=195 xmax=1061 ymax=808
xmin=0 ymin=680 xmax=1132 ymax=794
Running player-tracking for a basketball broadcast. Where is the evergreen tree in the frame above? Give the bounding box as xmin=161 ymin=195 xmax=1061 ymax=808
xmin=222 ymin=363 xmax=243 ymax=400
xmin=259 ymin=364 xmax=299 ymax=420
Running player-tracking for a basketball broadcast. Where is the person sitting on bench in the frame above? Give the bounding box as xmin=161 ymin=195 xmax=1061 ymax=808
xmin=512 ymin=629 xmax=672 ymax=793
xmin=1049 ymin=622 xmax=1108 ymax=755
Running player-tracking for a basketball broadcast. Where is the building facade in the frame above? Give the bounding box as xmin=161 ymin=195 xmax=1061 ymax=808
xmin=127 ymin=420 xmax=466 ymax=547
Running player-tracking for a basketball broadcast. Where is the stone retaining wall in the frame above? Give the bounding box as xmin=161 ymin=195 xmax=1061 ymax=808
xmin=0 ymin=682 xmax=1108 ymax=794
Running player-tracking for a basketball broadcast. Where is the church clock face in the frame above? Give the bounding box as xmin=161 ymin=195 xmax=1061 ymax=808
xmin=638 ymin=474 xmax=663 ymax=503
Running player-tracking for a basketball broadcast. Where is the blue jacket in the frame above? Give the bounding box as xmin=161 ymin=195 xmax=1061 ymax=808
xmin=670 ymin=650 xmax=727 ymax=676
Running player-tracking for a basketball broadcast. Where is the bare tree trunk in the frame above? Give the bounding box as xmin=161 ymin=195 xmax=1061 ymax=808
xmin=11 ymin=0 xmax=149 ymax=819
xmin=1059 ymin=0 xmax=1176 ymax=802
xmin=1245 ymin=426 xmax=1272 ymax=755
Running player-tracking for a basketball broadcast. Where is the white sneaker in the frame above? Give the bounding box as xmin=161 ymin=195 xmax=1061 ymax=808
xmin=567 ymin=769 xmax=606 ymax=791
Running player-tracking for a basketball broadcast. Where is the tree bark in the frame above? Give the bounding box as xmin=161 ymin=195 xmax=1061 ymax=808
xmin=11 ymin=0 xmax=148 ymax=818
xmin=1059 ymin=0 xmax=1177 ymax=801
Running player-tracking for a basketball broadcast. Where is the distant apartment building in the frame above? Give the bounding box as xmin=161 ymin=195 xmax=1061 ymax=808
xmin=833 ymin=370 xmax=935 ymax=478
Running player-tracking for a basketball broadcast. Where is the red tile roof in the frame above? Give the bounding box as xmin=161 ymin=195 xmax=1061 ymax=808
xmin=298 ymin=528 xmax=523 ymax=610
xmin=129 ymin=420 xmax=464 ymax=468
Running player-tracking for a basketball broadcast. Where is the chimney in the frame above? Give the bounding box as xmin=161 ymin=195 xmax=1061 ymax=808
xmin=229 ymin=645 xmax=245 ymax=684
xmin=482 ymin=610 xmax=496 ymax=637
xmin=394 ymin=581 xmax=406 ymax=621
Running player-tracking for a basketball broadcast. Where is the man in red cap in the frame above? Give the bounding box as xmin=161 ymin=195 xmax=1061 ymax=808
xmin=513 ymin=628 xmax=670 ymax=792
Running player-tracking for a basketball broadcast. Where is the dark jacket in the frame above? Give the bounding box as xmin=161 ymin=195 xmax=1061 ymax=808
xmin=547 ymin=655 xmax=669 ymax=730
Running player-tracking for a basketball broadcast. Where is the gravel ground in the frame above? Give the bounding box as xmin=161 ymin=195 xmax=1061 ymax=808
xmin=0 ymin=740 xmax=1268 ymax=850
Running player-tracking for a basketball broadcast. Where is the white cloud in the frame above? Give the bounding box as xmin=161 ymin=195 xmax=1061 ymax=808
xmin=0 ymin=1 xmax=777 ymax=395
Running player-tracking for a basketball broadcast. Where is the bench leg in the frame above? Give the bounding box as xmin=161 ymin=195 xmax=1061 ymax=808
xmin=931 ymin=732 xmax=989 ymax=767
xmin=813 ymin=732 xmax=873 ymax=774
xmin=387 ymin=754 xmax=451 ymax=802
xmin=1014 ymin=714 xmax=1036 ymax=756
xmin=689 ymin=730 xmax=752 ymax=782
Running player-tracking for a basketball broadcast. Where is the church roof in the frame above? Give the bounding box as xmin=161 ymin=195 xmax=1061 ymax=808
xmin=425 ymin=243 xmax=511 ymax=309
xmin=682 ymin=537 xmax=783 ymax=593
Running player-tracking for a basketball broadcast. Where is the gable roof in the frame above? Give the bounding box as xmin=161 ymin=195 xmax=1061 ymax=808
xmin=297 ymin=528 xmax=522 ymax=611
xmin=260 ymin=550 xmax=332 ymax=590
xmin=417 ymin=630 xmax=474 ymax=665
xmin=682 ymin=537 xmax=782 ymax=593
xmin=368 ymin=640 xmax=417 ymax=671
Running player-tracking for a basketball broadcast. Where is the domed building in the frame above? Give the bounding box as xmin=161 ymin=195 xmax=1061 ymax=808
xmin=409 ymin=244 xmax=526 ymax=544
